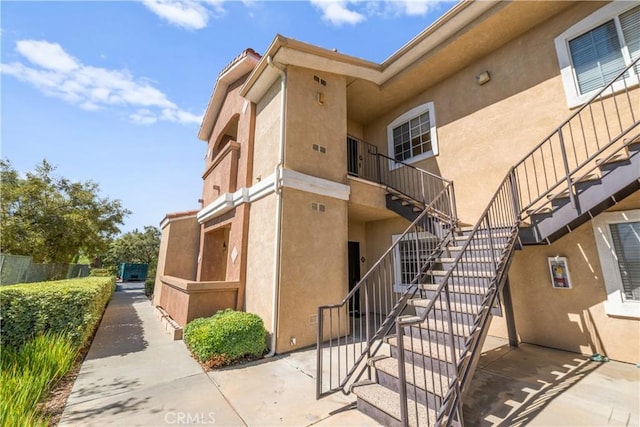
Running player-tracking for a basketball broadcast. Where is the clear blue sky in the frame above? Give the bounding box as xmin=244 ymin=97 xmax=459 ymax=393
xmin=1 ymin=0 xmax=452 ymax=234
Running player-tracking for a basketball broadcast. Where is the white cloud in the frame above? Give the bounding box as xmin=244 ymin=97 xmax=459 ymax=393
xmin=130 ymin=109 xmax=159 ymax=125
xmin=16 ymin=40 xmax=79 ymax=72
xmin=310 ymin=0 xmax=365 ymax=26
xmin=142 ymin=0 xmax=226 ymax=30
xmin=390 ymin=0 xmax=442 ymax=16
xmin=1 ymin=39 xmax=201 ymax=126
xmin=310 ymin=0 xmax=446 ymax=26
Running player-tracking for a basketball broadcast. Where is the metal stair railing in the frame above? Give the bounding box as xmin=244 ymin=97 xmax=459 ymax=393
xmin=346 ymin=135 xmax=453 ymax=211
xmin=515 ymin=56 xmax=640 ymax=222
xmin=394 ymin=56 xmax=640 ymax=427
xmin=377 ymin=153 xmax=453 ymax=209
xmin=316 ymin=178 xmax=457 ymax=399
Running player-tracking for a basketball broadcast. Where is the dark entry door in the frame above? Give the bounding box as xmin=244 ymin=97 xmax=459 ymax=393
xmin=348 ymin=241 xmax=361 ymax=316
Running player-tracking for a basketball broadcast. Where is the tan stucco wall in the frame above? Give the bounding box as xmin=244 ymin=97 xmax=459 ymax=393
xmin=499 ymin=192 xmax=640 ymax=363
xmin=161 ymin=217 xmax=200 ymax=279
xmin=245 ymin=193 xmax=277 ymax=335
xmin=347 ymin=119 xmax=364 ymax=140
xmin=365 ymin=216 xmax=412 ymax=269
xmin=158 ymin=278 xmax=240 ymax=327
xmin=202 ymin=143 xmax=240 ymax=202
xmin=253 ymin=80 xmax=281 ymax=183
xmin=362 ymin=2 xmax=617 ymax=225
xmin=153 ymin=216 xmax=200 ymax=306
xmin=277 ymin=188 xmax=349 ymax=352
xmin=285 ymin=66 xmax=348 ymax=183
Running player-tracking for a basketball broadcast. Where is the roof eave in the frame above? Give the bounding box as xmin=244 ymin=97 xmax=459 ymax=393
xmin=197 ymin=52 xmax=260 ymax=142
xmin=240 ymin=0 xmax=502 ymax=104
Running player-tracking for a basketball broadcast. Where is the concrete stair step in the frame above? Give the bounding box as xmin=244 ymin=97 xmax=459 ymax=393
xmin=371 ymin=356 xmax=450 ymax=399
xmin=418 ymin=283 xmax=487 ymax=296
xmin=596 ymin=148 xmax=630 ymax=168
xmin=386 ymin=334 xmax=455 ymax=364
xmin=624 ymin=133 xmax=640 ymax=149
xmin=351 ymin=381 xmax=437 ymax=427
xmin=430 ymin=269 xmax=493 ymax=278
xmin=448 ymin=244 xmax=506 ymax=252
xmin=437 ymin=257 xmax=498 ymax=272
xmin=453 ymin=232 xmax=510 ymax=242
xmin=410 ymin=298 xmax=482 ymax=316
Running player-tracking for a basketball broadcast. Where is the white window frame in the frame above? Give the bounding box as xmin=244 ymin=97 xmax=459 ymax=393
xmin=392 ymin=231 xmax=438 ymax=293
xmin=555 ymin=2 xmax=640 ymax=108
xmin=591 ymin=209 xmax=640 ymax=319
xmin=387 ymin=102 xmax=438 ymax=170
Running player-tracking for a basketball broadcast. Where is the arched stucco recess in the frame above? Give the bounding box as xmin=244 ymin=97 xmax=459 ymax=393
xmin=213 ymin=114 xmax=240 ymax=155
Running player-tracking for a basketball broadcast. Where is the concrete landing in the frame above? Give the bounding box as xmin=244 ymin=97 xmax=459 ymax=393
xmin=464 ymin=336 xmax=640 ymax=426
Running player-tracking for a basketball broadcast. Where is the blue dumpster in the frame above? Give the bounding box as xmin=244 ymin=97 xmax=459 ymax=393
xmin=118 ymin=263 xmax=148 ymax=281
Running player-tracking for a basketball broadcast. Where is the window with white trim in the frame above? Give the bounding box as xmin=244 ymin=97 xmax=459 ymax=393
xmin=387 ymin=102 xmax=438 ymax=166
xmin=555 ymin=4 xmax=640 ymax=108
xmin=392 ymin=232 xmax=439 ymax=293
xmin=592 ymin=209 xmax=640 ymax=319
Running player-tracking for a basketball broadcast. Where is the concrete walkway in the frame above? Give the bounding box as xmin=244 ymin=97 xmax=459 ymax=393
xmin=60 ymin=282 xmax=375 ymax=426
xmin=61 ymin=282 xmax=640 ymax=426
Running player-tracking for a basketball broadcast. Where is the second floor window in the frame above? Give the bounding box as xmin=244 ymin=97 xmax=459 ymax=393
xmin=556 ymin=3 xmax=639 ymax=107
xmin=569 ymin=6 xmax=639 ymax=94
xmin=387 ymin=102 xmax=438 ymax=166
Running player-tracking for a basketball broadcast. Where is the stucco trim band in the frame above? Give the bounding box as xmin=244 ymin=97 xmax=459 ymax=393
xmin=160 ymin=275 xmax=240 ymax=294
xmin=279 ymin=169 xmax=350 ymax=201
xmin=197 ymin=169 xmax=350 ymax=223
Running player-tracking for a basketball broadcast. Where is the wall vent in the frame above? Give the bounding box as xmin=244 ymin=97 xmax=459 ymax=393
xmin=312 ymin=144 xmax=327 ymax=154
xmin=313 ymin=75 xmax=327 ymax=86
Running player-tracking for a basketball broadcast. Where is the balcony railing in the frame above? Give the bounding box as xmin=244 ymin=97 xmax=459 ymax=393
xmin=347 ymin=136 xmax=378 ymax=181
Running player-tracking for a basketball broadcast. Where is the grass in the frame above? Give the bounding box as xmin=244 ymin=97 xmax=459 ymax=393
xmin=0 ymin=333 xmax=78 ymax=426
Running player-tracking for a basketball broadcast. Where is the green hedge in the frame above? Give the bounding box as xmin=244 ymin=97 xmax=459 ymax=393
xmin=0 ymin=277 xmax=115 ymax=348
xmin=184 ymin=309 xmax=266 ymax=366
xmin=89 ymin=268 xmax=111 ymax=277
xmin=144 ymin=277 xmax=155 ymax=297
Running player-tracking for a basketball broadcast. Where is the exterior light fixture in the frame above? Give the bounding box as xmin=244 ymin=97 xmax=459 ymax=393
xmin=476 ymin=71 xmax=491 ymax=85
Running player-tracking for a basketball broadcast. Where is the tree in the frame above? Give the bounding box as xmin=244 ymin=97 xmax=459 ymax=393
xmin=0 ymin=159 xmax=130 ymax=263
xmin=103 ymin=226 xmax=161 ymax=271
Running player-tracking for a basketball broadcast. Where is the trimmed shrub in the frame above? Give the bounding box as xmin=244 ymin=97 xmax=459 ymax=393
xmin=144 ymin=277 xmax=155 ymax=297
xmin=184 ymin=309 xmax=266 ymax=366
xmin=0 ymin=277 xmax=115 ymax=348
xmin=89 ymin=268 xmax=111 ymax=277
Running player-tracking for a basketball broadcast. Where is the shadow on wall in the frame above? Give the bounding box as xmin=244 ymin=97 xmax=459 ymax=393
xmin=85 ymin=283 xmax=149 ymax=360
xmin=508 ymin=222 xmax=620 ymax=360
xmin=463 ymin=343 xmax=599 ymax=425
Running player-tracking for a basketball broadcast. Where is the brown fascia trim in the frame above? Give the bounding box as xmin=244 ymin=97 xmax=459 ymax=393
xmin=380 ymin=0 xmax=473 ymax=68
xmin=160 ymin=209 xmax=200 ymax=228
xmin=239 ymin=34 xmax=381 ymax=99
xmin=240 ymin=0 xmax=498 ymax=100
xmin=197 ymin=49 xmax=261 ymax=142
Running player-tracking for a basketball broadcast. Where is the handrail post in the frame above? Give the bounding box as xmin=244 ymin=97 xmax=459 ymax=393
xmin=449 ymin=183 xmax=458 ymax=231
xmin=509 ymin=169 xmax=521 ymax=222
xmin=316 ymin=307 xmax=323 ymax=399
xmin=558 ymin=127 xmax=579 ymax=212
xmin=364 ymin=282 xmax=371 ymax=380
xmin=396 ymin=319 xmax=409 ymax=427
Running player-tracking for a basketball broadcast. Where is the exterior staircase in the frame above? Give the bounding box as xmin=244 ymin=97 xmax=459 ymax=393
xmin=318 ymin=56 xmax=639 ymax=426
